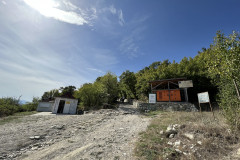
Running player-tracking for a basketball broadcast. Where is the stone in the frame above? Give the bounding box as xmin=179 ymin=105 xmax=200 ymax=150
xmin=173 ymin=124 xmax=180 ymax=129
xmin=166 ymin=124 xmax=178 ymax=136
xmin=175 ymin=149 xmax=182 ymax=153
xmin=184 ymin=133 xmax=194 ymax=140
xmin=160 ymin=130 xmax=164 ymax=135
xmin=237 ymin=148 xmax=240 ymax=155
xmin=169 ymin=134 xmax=175 ymax=138
xmin=167 ymin=141 xmax=173 ymax=145
xmin=29 ymin=136 xmax=35 ymax=140
xmin=197 ymin=141 xmax=202 ymax=145
xmin=31 ymin=147 xmax=38 ymax=150
xmin=183 ymin=152 xmax=188 ymax=155
xmin=166 ymin=125 xmax=174 ymax=132
xmin=34 ymin=136 xmax=41 ymax=140
xmin=174 ymin=140 xmax=181 ymax=147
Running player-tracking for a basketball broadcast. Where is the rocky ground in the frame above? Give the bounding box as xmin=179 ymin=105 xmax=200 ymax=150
xmin=0 ymin=104 xmax=150 ymax=160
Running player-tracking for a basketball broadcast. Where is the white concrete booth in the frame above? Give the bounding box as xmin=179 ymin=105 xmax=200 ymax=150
xmin=52 ymin=97 xmax=78 ymax=114
xmin=37 ymin=102 xmax=54 ymax=112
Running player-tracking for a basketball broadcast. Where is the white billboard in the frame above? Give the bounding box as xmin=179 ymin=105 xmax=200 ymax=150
xmin=178 ymin=80 xmax=193 ymax=88
xmin=149 ymin=94 xmax=156 ymax=103
xmin=198 ymin=92 xmax=210 ymax=103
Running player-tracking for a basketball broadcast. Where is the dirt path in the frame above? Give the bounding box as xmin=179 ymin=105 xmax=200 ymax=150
xmin=0 ymin=104 xmax=150 ymax=160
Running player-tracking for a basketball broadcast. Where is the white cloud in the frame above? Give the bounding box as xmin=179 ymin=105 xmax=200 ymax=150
xmin=109 ymin=5 xmax=117 ymax=14
xmin=87 ymin=68 xmax=104 ymax=74
xmin=1 ymin=0 xmax=6 ymax=5
xmin=23 ymin=0 xmax=89 ymax=25
xmin=118 ymin=9 xmax=125 ymax=26
xmin=119 ymin=26 xmax=146 ymax=58
xmin=62 ymin=0 xmax=78 ymax=11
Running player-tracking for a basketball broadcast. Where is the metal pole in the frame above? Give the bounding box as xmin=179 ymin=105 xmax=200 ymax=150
xmin=209 ymin=101 xmax=215 ymax=119
xmin=168 ymin=81 xmax=170 ymax=102
xmin=184 ymin=88 xmax=188 ymax=102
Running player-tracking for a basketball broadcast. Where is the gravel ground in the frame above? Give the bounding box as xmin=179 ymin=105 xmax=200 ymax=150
xmin=0 ymin=104 xmax=150 ymax=160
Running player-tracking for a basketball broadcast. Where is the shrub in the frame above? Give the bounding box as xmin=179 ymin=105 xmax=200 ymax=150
xmin=0 ymin=97 xmax=20 ymax=117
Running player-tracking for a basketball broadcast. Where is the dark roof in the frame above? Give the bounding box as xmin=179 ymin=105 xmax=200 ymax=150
xmin=149 ymin=78 xmax=187 ymax=83
xmin=54 ymin=97 xmax=77 ymax=100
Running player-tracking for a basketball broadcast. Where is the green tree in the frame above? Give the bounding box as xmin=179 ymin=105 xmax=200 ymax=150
xmin=119 ymin=70 xmax=137 ymax=99
xmin=207 ymin=31 xmax=240 ymax=130
xmin=0 ymin=97 xmax=20 ymax=117
xmin=59 ymin=86 xmax=76 ymax=98
xmin=74 ymin=82 xmax=107 ymax=110
xmin=98 ymin=72 xmax=119 ymax=104
xmin=21 ymin=97 xmax=40 ymax=112
xmin=41 ymin=89 xmax=60 ymax=101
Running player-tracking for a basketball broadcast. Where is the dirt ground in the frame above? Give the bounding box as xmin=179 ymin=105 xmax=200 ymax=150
xmin=0 ymin=104 xmax=150 ymax=160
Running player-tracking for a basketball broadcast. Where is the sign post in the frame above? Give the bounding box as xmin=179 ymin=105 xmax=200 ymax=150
xmin=149 ymin=94 xmax=156 ymax=103
xmin=178 ymin=80 xmax=193 ymax=102
xmin=197 ymin=92 xmax=215 ymax=118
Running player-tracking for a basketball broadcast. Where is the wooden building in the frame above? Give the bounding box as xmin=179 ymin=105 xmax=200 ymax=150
xmin=150 ymin=78 xmax=190 ymax=102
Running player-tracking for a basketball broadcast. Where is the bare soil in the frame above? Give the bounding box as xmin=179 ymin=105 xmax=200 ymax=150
xmin=0 ymin=104 xmax=150 ymax=160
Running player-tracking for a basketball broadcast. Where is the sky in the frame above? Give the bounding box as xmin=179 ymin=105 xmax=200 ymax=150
xmin=0 ymin=0 xmax=240 ymax=101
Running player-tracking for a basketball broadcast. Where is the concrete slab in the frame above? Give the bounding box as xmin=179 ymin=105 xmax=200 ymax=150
xmin=32 ymin=112 xmax=55 ymax=116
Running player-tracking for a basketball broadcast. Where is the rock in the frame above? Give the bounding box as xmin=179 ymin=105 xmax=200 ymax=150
xmin=175 ymin=149 xmax=182 ymax=153
xmin=29 ymin=136 xmax=35 ymax=140
xmin=237 ymin=148 xmax=240 ymax=155
xmin=174 ymin=140 xmax=181 ymax=147
xmin=166 ymin=125 xmax=174 ymax=132
xmin=29 ymin=136 xmax=41 ymax=140
xmin=34 ymin=136 xmax=41 ymax=140
xmin=184 ymin=133 xmax=194 ymax=140
xmin=169 ymin=134 xmax=175 ymax=138
xmin=167 ymin=141 xmax=173 ymax=145
xmin=197 ymin=141 xmax=202 ymax=145
xmin=183 ymin=152 xmax=188 ymax=155
xmin=166 ymin=124 xmax=178 ymax=137
xmin=160 ymin=130 xmax=164 ymax=135
xmin=31 ymin=147 xmax=38 ymax=150
xmin=173 ymin=124 xmax=180 ymax=129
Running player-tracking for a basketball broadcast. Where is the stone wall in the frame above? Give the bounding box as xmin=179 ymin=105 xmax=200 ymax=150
xmin=137 ymin=102 xmax=198 ymax=112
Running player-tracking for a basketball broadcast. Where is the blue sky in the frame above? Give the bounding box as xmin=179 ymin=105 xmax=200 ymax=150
xmin=0 ymin=0 xmax=240 ymax=101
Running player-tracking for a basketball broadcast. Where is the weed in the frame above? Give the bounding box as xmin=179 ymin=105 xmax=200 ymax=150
xmin=135 ymin=111 xmax=237 ymax=160
xmin=0 ymin=111 xmax=36 ymax=125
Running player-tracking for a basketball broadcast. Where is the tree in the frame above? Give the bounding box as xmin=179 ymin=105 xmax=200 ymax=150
xmin=74 ymin=82 xmax=107 ymax=110
xmin=98 ymin=72 xmax=119 ymax=104
xmin=206 ymin=31 xmax=240 ymax=130
xmin=208 ymin=31 xmax=240 ymax=100
xmin=119 ymin=70 xmax=137 ymax=99
xmin=59 ymin=86 xmax=76 ymax=98
xmin=21 ymin=97 xmax=40 ymax=111
xmin=41 ymin=89 xmax=60 ymax=101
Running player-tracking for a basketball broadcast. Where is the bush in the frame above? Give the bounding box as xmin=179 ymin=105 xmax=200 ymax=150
xmin=218 ymin=80 xmax=240 ymax=131
xmin=0 ymin=97 xmax=20 ymax=117
xmin=20 ymin=103 xmax=38 ymax=112
xmin=0 ymin=97 xmax=39 ymax=117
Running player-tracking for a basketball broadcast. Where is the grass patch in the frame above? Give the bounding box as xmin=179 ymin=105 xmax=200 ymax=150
xmin=144 ymin=110 xmax=163 ymax=117
xmin=135 ymin=111 xmax=237 ymax=160
xmin=0 ymin=111 xmax=37 ymax=125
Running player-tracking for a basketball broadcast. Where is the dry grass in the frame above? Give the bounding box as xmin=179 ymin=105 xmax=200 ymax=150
xmin=135 ymin=111 xmax=239 ymax=160
xmin=0 ymin=111 xmax=37 ymax=125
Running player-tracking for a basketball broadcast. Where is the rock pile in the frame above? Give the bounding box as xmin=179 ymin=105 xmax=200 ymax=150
xmin=162 ymin=124 xmax=201 ymax=157
xmin=139 ymin=102 xmax=198 ymax=112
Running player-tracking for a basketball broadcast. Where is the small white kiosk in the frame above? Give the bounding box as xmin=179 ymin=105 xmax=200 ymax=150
xmin=52 ymin=97 xmax=78 ymax=114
